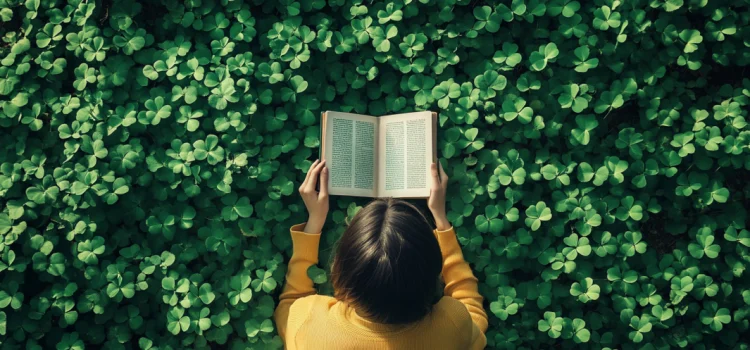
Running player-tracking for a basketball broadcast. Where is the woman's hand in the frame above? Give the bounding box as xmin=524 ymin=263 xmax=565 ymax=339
xmin=299 ymin=159 xmax=329 ymax=233
xmin=428 ymin=161 xmax=451 ymax=231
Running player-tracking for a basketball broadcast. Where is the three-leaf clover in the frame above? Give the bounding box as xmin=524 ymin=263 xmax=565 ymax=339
xmin=493 ymin=42 xmax=522 ymax=68
xmin=628 ymin=315 xmax=652 ymax=343
xmin=688 ymin=228 xmax=720 ymax=259
xmin=530 ymin=43 xmax=559 ymax=71
xmin=570 ymin=278 xmax=600 ymax=303
xmin=593 ymin=5 xmax=621 ymax=30
xmin=525 ymin=202 xmax=552 ymax=231
xmin=679 ymin=29 xmax=703 ymax=53
xmin=570 ymin=114 xmax=598 ymax=145
xmin=371 ymin=24 xmax=398 ymax=52
xmin=76 ymin=236 xmax=105 ymax=265
xmin=699 ymin=301 xmax=731 ymax=332
xmin=228 ymin=274 xmax=253 ymax=306
xmin=474 ymin=71 xmax=507 ymax=99
xmin=538 ymin=311 xmax=563 ymax=338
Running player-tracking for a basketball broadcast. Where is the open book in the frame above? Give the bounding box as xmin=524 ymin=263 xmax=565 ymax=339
xmin=321 ymin=111 xmax=437 ymax=198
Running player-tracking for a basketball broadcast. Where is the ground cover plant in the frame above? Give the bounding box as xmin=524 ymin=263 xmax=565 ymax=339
xmin=1 ymin=0 xmax=750 ymax=348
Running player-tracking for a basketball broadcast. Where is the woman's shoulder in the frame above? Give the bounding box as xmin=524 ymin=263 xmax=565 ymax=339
xmin=413 ymin=297 xmax=475 ymax=347
xmin=289 ymin=294 xmax=338 ymax=314
xmin=432 ymin=297 xmax=474 ymax=327
xmin=288 ymin=295 xmax=350 ymax=335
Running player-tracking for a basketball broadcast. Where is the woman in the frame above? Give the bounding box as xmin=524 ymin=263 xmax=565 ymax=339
xmin=274 ymin=159 xmax=488 ymax=349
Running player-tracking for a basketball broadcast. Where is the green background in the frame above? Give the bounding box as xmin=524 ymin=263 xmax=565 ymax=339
xmin=1 ymin=0 xmax=750 ymax=348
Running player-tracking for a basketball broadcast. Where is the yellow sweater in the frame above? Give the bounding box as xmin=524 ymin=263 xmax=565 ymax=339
xmin=274 ymin=223 xmax=488 ymax=349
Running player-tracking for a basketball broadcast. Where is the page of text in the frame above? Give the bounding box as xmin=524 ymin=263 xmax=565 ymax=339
xmin=377 ymin=112 xmax=432 ymax=198
xmin=324 ymin=111 xmax=378 ymax=197
xmin=384 ymin=121 xmax=405 ymax=191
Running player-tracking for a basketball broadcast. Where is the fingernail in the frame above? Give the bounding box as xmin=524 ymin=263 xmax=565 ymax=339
xmin=323 ymin=167 xmax=328 ymax=173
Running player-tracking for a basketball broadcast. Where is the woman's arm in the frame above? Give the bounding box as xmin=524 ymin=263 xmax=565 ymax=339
xmin=273 ymin=224 xmax=322 ymax=340
xmin=434 ymin=226 xmax=488 ymax=333
xmin=273 ymin=160 xmax=329 ymax=341
xmin=427 ymin=162 xmax=488 ymax=347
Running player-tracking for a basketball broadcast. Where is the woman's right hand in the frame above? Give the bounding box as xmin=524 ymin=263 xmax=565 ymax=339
xmin=428 ymin=161 xmax=451 ymax=231
xmin=299 ymin=159 xmax=329 ymax=233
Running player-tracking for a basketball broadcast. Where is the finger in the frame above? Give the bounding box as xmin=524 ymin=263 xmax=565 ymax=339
xmin=439 ymin=161 xmax=448 ymax=188
xmin=319 ymin=166 xmax=329 ymax=198
xmin=302 ymin=159 xmax=320 ymax=190
xmin=305 ymin=160 xmax=326 ymax=192
xmin=305 ymin=159 xmax=320 ymax=182
xmin=430 ymin=163 xmax=440 ymax=188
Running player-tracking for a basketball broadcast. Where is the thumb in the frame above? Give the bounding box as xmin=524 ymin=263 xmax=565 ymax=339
xmin=430 ymin=163 xmax=440 ymax=188
xmin=319 ymin=166 xmax=329 ymax=198
xmin=438 ymin=161 xmax=448 ymax=187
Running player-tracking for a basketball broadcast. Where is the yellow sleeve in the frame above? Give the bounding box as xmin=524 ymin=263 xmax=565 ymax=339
xmin=273 ymin=223 xmax=321 ymax=343
xmin=435 ymin=226 xmax=489 ymax=337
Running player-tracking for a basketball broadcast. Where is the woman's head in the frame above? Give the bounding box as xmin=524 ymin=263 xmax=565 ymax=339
xmin=331 ymin=198 xmax=443 ymax=324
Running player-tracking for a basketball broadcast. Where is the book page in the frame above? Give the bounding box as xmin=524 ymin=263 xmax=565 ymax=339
xmin=323 ymin=111 xmax=377 ymax=197
xmin=377 ymin=112 xmax=433 ymax=198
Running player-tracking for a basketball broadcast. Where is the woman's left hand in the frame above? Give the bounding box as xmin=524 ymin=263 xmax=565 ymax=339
xmin=299 ymin=159 xmax=329 ymax=233
xmin=428 ymin=161 xmax=450 ymax=231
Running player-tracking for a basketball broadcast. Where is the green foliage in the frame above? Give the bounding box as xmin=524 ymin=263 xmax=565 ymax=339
xmin=1 ymin=0 xmax=750 ymax=348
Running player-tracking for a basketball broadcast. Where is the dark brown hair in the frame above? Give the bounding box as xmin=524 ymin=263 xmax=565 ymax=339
xmin=331 ymin=198 xmax=443 ymax=324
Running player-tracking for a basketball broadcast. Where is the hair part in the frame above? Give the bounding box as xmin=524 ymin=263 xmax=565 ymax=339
xmin=331 ymin=198 xmax=443 ymax=325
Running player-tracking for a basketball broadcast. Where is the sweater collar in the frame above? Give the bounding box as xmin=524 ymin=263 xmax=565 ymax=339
xmin=336 ymin=302 xmax=418 ymax=334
